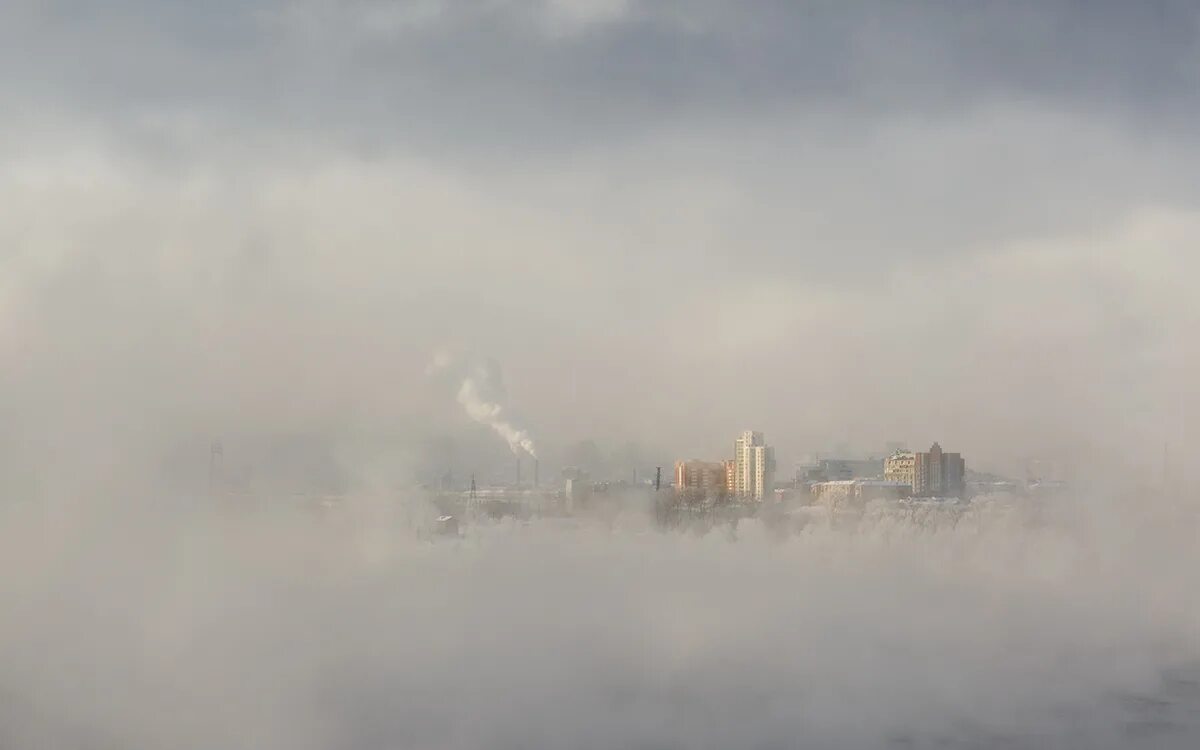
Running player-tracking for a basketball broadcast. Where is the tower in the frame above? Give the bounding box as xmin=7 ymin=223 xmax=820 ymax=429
xmin=733 ymin=431 xmax=775 ymax=501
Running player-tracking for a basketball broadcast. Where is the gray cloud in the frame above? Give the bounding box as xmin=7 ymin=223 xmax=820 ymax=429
xmin=5 ymin=1 xmax=1200 ymax=151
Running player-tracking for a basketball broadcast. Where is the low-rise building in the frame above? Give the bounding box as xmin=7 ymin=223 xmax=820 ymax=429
xmin=812 ymin=479 xmax=911 ymax=508
xmin=673 ymin=460 xmax=729 ymax=492
xmin=884 ymin=451 xmax=916 ymax=486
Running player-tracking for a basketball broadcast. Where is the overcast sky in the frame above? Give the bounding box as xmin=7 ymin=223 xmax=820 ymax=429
xmin=3 ymin=0 xmax=1199 ymax=489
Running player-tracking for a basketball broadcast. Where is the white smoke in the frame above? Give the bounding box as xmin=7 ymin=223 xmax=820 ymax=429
xmin=430 ymin=349 xmax=538 ymax=458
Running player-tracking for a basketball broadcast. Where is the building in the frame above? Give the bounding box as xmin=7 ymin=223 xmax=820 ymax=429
xmin=733 ymin=431 xmax=776 ymax=501
xmin=799 ymin=457 xmax=885 ymax=483
xmin=886 ymin=443 xmax=965 ymax=497
xmin=884 ymin=452 xmax=916 ymax=486
xmin=671 ymin=459 xmax=732 ymax=509
xmin=812 ymin=479 xmax=911 ymax=507
xmin=916 ymin=443 xmax=965 ymax=497
xmin=827 ymin=458 xmax=883 ymax=480
xmin=564 ymin=477 xmax=593 ymax=512
xmin=673 ymin=460 xmax=729 ymax=492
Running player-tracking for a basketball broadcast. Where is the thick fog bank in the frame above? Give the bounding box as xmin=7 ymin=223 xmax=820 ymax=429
xmin=1 ymin=495 xmax=1197 ymax=749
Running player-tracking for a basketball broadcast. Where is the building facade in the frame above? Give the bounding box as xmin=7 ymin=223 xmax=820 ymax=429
xmin=886 ymin=443 xmax=965 ymax=497
xmin=734 ymin=431 xmax=776 ymax=501
xmin=812 ymin=479 xmax=911 ymax=507
xmin=674 ymin=460 xmax=729 ymax=492
xmin=883 ymin=451 xmax=916 ymax=486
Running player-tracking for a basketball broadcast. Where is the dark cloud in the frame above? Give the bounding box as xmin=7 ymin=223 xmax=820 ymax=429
xmin=4 ymin=1 xmax=1199 ymax=155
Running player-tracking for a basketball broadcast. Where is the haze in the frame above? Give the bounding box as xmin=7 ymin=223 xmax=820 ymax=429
xmin=1 ymin=1 xmax=1198 ymax=748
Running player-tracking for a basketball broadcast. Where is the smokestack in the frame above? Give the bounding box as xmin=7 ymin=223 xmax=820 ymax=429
xmin=516 ymin=456 xmax=521 ymax=488
xmin=655 ymin=466 xmax=661 ymax=491
xmin=534 ymin=458 xmax=539 ymax=488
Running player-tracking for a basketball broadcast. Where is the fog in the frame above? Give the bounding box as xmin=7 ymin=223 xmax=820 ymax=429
xmin=1 ymin=494 xmax=1197 ymax=749
xmin=5 ymin=2 xmax=1200 ymax=480
xmin=3 ymin=0 xmax=1200 ymax=747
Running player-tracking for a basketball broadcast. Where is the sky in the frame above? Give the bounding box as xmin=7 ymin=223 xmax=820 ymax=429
xmin=3 ymin=0 xmax=1200 ymax=490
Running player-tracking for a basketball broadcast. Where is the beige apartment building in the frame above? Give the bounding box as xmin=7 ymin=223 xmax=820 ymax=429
xmin=734 ymin=430 xmax=776 ymax=501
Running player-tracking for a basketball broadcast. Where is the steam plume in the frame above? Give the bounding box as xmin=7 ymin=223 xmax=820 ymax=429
xmin=429 ymin=349 xmax=538 ymax=458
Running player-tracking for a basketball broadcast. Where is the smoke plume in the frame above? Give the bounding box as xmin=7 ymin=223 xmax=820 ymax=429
xmin=430 ymin=349 xmax=538 ymax=458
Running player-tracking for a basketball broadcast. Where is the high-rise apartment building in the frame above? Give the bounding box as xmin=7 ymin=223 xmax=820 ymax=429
xmin=733 ymin=431 xmax=776 ymax=501
xmin=885 ymin=442 xmax=965 ymax=497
